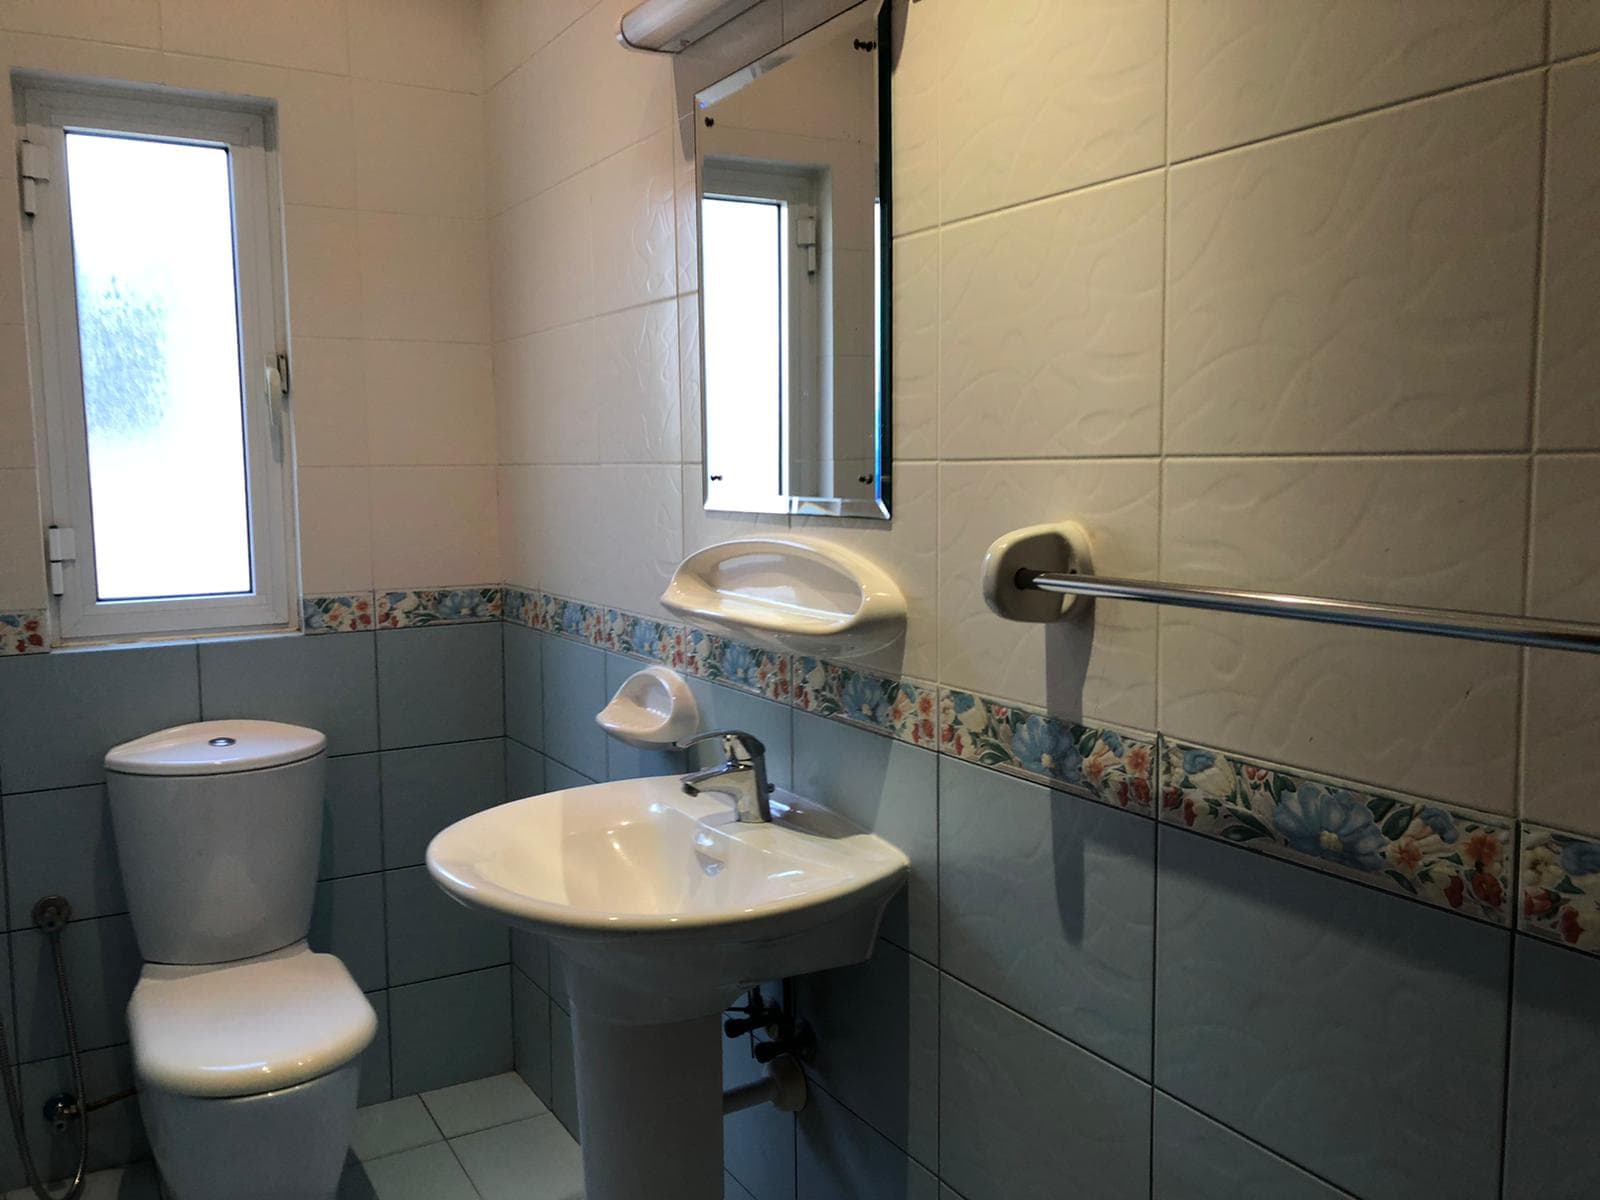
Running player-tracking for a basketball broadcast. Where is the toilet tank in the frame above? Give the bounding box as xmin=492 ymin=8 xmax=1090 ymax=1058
xmin=105 ymin=720 xmax=328 ymax=965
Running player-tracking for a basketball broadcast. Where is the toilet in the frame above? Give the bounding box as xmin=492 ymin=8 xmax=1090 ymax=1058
xmin=105 ymin=720 xmax=376 ymax=1200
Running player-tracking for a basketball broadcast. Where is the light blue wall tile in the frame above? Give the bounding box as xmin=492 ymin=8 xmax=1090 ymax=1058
xmin=20 ymin=1043 xmax=147 ymax=1178
xmin=511 ymin=930 xmax=549 ymax=991
xmin=11 ymin=913 xmax=143 ymax=1061
xmin=376 ymin=625 xmax=504 ymax=749
xmin=512 ymin=967 xmax=552 ymax=1104
xmin=792 ymin=711 xmax=936 ymax=960
xmin=0 ymin=645 xmax=199 ymax=792
xmin=684 ymin=677 xmax=793 ymax=789
xmin=503 ymin=624 xmax=544 ymax=750
xmin=0 ymin=942 xmax=18 ymax=1191
xmin=726 ymin=1173 xmax=757 ymax=1200
xmin=1504 ymin=938 xmax=1600 ymax=1198
xmin=310 ymin=873 xmax=387 ymax=992
xmin=389 ymin=966 xmax=512 ymax=1096
xmin=506 ymin=740 xmax=545 ymax=800
xmin=796 ymin=941 xmax=937 ymax=1169
xmin=322 ymin=754 xmax=383 ymax=880
xmin=540 ymin=637 xmax=608 ymax=781
xmin=940 ymin=975 xmax=1151 ymax=1200
xmin=724 ymin=981 xmax=796 ymax=1200
xmin=198 ymin=633 xmax=378 ymax=755
xmin=798 ymin=1085 xmax=939 ymax=1200
xmin=939 ymin=756 xmax=1155 ymax=1077
xmin=360 ymin=989 xmax=392 ymax=1106
xmin=544 ymin=759 xmax=597 ymax=793
xmin=380 ymin=739 xmax=507 ymax=868
xmin=603 ymin=653 xmax=688 ymax=782
xmin=4 ymin=784 xmax=123 ymax=928
xmin=550 ymin=1002 xmax=578 ymax=1138
xmin=383 ymin=867 xmax=507 ymax=987
xmin=1152 ymin=1093 xmax=1352 ymax=1200
xmin=1154 ymin=827 xmax=1508 ymax=1200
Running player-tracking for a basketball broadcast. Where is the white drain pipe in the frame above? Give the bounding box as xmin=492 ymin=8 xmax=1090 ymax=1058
xmin=722 ymin=1055 xmax=808 ymax=1115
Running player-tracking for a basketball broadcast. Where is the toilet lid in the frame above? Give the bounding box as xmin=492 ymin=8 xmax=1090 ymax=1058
xmin=128 ymin=943 xmax=376 ymax=1099
xmin=106 ymin=720 xmax=326 ymax=776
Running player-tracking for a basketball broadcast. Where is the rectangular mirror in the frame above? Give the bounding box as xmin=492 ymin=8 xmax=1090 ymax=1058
xmin=695 ymin=0 xmax=889 ymax=519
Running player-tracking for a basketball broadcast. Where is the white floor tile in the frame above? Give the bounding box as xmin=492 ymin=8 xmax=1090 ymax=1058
xmin=451 ymin=1114 xmax=583 ymax=1200
xmin=351 ymin=1095 xmax=444 ymax=1161
xmin=354 ymin=1142 xmax=480 ymax=1200
xmin=4 ymin=1161 xmax=163 ymax=1200
xmin=422 ymin=1071 xmax=547 ymax=1138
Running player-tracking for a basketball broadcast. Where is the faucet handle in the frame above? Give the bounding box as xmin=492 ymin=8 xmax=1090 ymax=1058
xmin=676 ymin=728 xmax=766 ymax=763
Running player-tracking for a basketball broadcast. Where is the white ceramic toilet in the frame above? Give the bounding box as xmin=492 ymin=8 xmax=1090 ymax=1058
xmin=105 ymin=720 xmax=376 ymax=1200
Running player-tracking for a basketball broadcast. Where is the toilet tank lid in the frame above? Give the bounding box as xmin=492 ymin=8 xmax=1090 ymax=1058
xmin=105 ymin=720 xmax=327 ymax=776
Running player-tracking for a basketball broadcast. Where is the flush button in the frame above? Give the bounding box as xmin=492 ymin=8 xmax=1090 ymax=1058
xmin=208 ymin=737 xmax=237 ymax=747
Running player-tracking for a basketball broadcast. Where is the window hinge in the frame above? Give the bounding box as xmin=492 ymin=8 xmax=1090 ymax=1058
xmin=46 ymin=526 xmax=75 ymax=597
xmin=18 ymin=140 xmax=50 ymax=217
xmin=272 ymin=351 xmax=291 ymax=399
xmin=795 ymin=215 xmax=818 ymax=275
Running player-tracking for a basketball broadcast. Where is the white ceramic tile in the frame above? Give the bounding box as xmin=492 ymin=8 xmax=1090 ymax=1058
xmin=1529 ymin=454 xmax=1600 ymax=622
xmin=490 ymin=174 xmax=593 ymax=340
xmin=680 ymin=462 xmax=789 ymax=559
xmin=286 ymin=205 xmax=364 ymax=340
xmin=158 ymin=50 xmax=285 ymax=100
xmin=496 ymin=465 xmax=542 ymax=590
xmin=451 ymin=1114 xmax=584 ymax=1200
xmin=593 ymin=299 xmax=680 ymax=464
xmin=939 ymin=171 xmax=1164 ymax=459
xmin=494 ymin=320 xmax=599 ymax=465
xmin=347 ymin=0 xmax=483 ymax=93
xmin=0 ymin=324 xmax=36 ymax=471
xmin=1169 ymin=0 xmax=1543 ymax=160
xmin=354 ymin=81 xmax=486 ymax=219
xmin=0 ymin=0 xmax=159 ymax=44
xmin=1522 ymin=650 xmax=1600 ymax=835
xmin=1166 ymin=75 xmax=1541 ymax=454
xmin=673 ymin=113 xmax=698 ymax=295
xmin=677 ymin=293 xmax=702 ymax=463
xmin=0 ymin=468 xmax=44 ymax=611
xmin=277 ymin=68 xmax=359 ymax=210
xmin=486 ymin=22 xmax=594 ymax=214
xmin=290 ymin=336 xmax=368 ymax=467
xmin=369 ymin=465 xmax=500 ymax=589
xmin=937 ymin=459 xmax=1160 ymax=730
xmin=516 ymin=465 xmax=591 ymax=602
xmin=365 ymin=341 xmax=496 ymax=466
xmin=1 ymin=28 xmax=163 ymax=85
xmin=1551 ymin=0 xmax=1600 ymax=58
xmin=296 ymin=466 xmax=373 ymax=594
xmin=1538 ymin=56 xmax=1600 ymax=451
xmin=888 ymin=0 xmax=937 ymax=236
xmin=936 ymin=0 xmax=1165 ymax=222
xmin=358 ymin=213 xmax=491 ymax=344
xmin=1161 ymin=456 xmax=1528 ymax=612
xmin=581 ymin=0 xmax=676 ymax=164
xmin=421 ymin=1071 xmax=547 ymax=1137
xmin=159 ymin=0 xmax=349 ymax=73
xmin=1160 ymin=612 xmax=1521 ymax=813
xmin=0 ymin=173 xmax=23 ymax=326
xmin=589 ymin=128 xmax=677 ymax=315
xmin=481 ymin=0 xmax=594 ymax=89
xmin=890 ymin=232 xmax=936 ymax=461
xmin=350 ymin=1095 xmax=441 ymax=1161
xmin=588 ymin=463 xmax=683 ymax=617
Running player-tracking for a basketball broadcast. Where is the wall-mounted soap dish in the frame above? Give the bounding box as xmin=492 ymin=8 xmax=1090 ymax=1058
xmin=661 ymin=536 xmax=906 ymax=659
xmin=595 ymin=665 xmax=700 ymax=747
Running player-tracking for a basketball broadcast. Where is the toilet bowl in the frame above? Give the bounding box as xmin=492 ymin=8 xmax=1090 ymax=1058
xmin=106 ymin=720 xmax=376 ymax=1200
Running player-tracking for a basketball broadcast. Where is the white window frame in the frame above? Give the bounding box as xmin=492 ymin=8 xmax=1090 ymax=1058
xmin=18 ymin=80 xmax=295 ymax=642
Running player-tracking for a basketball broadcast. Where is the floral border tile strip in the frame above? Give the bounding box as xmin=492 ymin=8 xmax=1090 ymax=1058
xmin=795 ymin=657 xmax=938 ymax=748
xmin=939 ymin=689 xmax=1155 ymax=814
xmin=608 ymin=609 xmax=685 ymax=667
xmin=1520 ymin=825 xmax=1600 ymax=954
xmin=0 ymin=611 xmax=47 ymax=655
xmin=1160 ymin=738 xmax=1514 ymax=925
xmin=503 ymin=586 xmax=540 ymax=629
xmin=550 ymin=596 xmax=606 ymax=644
xmin=301 ymin=595 xmax=374 ymax=634
xmin=683 ymin=628 xmax=792 ymax=701
xmin=378 ymin=587 xmax=502 ymax=629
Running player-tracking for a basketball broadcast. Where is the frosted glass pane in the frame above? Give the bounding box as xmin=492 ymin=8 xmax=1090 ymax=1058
xmin=67 ymin=132 xmax=251 ymax=601
xmin=703 ymin=196 xmax=782 ymax=502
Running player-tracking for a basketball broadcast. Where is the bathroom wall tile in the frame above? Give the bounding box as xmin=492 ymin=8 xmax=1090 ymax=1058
xmin=376 ymin=623 xmax=505 ymax=749
xmin=723 ymin=982 xmax=797 ymax=1200
xmin=481 ymin=0 xmax=591 ymax=90
xmin=369 ymin=467 xmax=501 ymax=591
xmin=285 ymin=206 xmax=364 ymax=340
xmin=486 ymin=19 xmax=594 ymax=214
xmin=385 ymin=866 xmax=509 ymax=988
xmin=1529 ymin=454 xmax=1600 ymax=621
xmin=1154 ymin=827 xmax=1509 ymax=1200
xmin=939 ymin=974 xmax=1151 ymax=1200
xmin=380 ymin=739 xmax=507 ymax=868
xmin=1518 ymin=825 xmax=1600 ymax=954
xmin=1503 ymin=937 xmax=1600 ymax=1196
xmin=503 ymin=624 xmax=545 ymax=751
xmin=549 ymin=1002 xmax=577 ymax=1136
xmin=1521 ymin=651 xmax=1600 ymax=836
xmin=588 ymin=128 xmax=677 ymax=315
xmin=199 ymin=631 xmax=379 ymax=756
xmin=0 ymin=325 xmax=35 ymax=471
xmin=359 ymin=989 xmax=392 ymax=1106
xmin=935 ymin=0 xmax=1165 ymax=222
xmin=0 ymin=644 xmax=199 ymax=793
xmin=544 ymin=759 xmax=597 ymax=793
xmin=890 ymin=232 xmax=937 ymax=460
xmin=796 ymin=942 xmax=938 ymax=1169
xmin=489 ymin=171 xmax=593 ymax=341
xmin=512 ymin=969 xmax=553 ymax=1104
xmin=0 ymin=469 xmax=44 ymax=612
xmin=0 ymin=0 xmax=160 ymax=45
xmin=322 ymin=754 xmax=383 ymax=880
xmin=378 ymin=587 xmax=501 ymax=631
xmin=886 ymin=0 xmax=935 ymax=237
xmin=512 ymin=931 xmax=550 ymax=993
xmin=311 ymin=873 xmax=387 ymax=992
xmin=289 ymin=337 xmax=367 ymax=468
xmin=493 ymin=320 xmax=599 ymax=466
xmin=792 ymin=660 xmax=936 ymax=750
xmin=347 ymin=0 xmax=483 ymax=93
xmin=938 ymin=172 xmax=1163 ymax=460
xmin=4 ymin=784 xmax=124 ymax=928
xmin=19 ymin=1044 xmax=147 ymax=1180
xmin=273 ymin=68 xmax=359 ymax=210
xmin=583 ymin=3 xmax=676 ymax=164
xmin=0 ymin=612 xmax=45 ymax=657
xmin=726 ymin=1173 xmax=757 ymax=1200
xmin=797 ymin=1084 xmax=939 ymax=1200
xmin=357 ymin=213 xmax=491 ymax=345
xmin=364 ymin=341 xmax=497 ymax=467
xmin=11 ymin=914 xmax=142 ymax=1062
xmin=158 ymin=0 xmax=349 ymax=72
xmin=792 ymin=712 xmax=936 ymax=959
xmin=939 ymin=757 xmax=1155 ymax=1075
xmin=683 ymin=677 xmax=794 ymax=790
xmin=297 ymin=468 xmax=375 ymax=595
xmin=1166 ymin=75 xmax=1540 ymax=454
xmin=540 ymin=635 xmax=609 ymax=781
xmin=390 ymin=966 xmax=513 ymax=1096
xmin=1168 ymin=0 xmax=1541 ymax=160
xmin=1551 ymin=0 xmax=1600 ymax=58
xmin=301 ymin=592 xmax=377 ymax=635
xmin=936 ymin=459 xmax=1160 ymax=732
xmin=602 ymin=652 xmax=687 ymax=782
xmin=593 ymin=299 xmax=681 ymax=464
xmin=1151 ymin=1093 xmax=1353 ymax=1200
xmin=682 ymin=631 xmax=790 ymax=703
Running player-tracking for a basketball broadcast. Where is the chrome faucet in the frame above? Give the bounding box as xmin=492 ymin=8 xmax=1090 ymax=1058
xmin=678 ymin=730 xmax=774 ymax=823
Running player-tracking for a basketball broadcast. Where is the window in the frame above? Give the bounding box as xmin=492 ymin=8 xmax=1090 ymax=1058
xmin=18 ymin=81 xmax=294 ymax=641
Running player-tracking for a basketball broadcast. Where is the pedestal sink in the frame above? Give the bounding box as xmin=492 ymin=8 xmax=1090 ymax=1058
xmin=425 ymin=775 xmax=908 ymax=1200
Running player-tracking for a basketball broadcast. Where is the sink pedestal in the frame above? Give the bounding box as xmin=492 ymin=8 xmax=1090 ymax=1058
xmin=571 ymin=1009 xmax=725 ymax=1200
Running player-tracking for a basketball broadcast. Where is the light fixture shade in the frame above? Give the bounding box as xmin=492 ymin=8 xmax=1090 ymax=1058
xmin=617 ymin=0 xmax=765 ymax=52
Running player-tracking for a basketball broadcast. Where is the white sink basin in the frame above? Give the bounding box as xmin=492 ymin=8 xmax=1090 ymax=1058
xmin=426 ymin=774 xmax=908 ymax=1021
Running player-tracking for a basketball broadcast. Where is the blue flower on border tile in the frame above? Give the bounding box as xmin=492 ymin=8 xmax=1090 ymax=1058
xmin=839 ymin=671 xmax=886 ymax=726
xmin=1012 ymin=715 xmax=1082 ymax=784
xmin=1561 ymin=841 xmax=1600 ymax=877
xmin=560 ymin=602 xmax=585 ymax=636
xmin=1273 ymin=782 xmax=1387 ymax=872
xmin=719 ymin=642 xmax=762 ymax=689
xmin=435 ymin=590 xmax=495 ymax=621
xmin=1419 ymin=805 xmax=1460 ymax=843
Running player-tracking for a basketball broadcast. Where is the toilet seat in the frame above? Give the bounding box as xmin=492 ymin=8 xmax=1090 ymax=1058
xmin=128 ymin=942 xmax=375 ymax=1099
